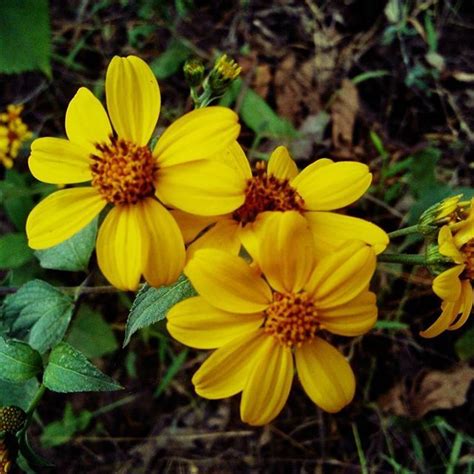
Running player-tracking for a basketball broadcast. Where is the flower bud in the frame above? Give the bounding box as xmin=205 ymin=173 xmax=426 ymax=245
xmin=0 ymin=406 xmax=26 ymax=434
xmin=208 ymin=54 xmax=241 ymax=95
xmin=183 ymin=58 xmax=205 ymax=88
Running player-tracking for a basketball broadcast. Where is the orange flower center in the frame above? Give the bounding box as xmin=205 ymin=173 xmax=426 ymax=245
xmin=263 ymin=292 xmax=318 ymax=347
xmin=462 ymin=239 xmax=474 ymax=280
xmin=232 ymin=162 xmax=305 ymax=226
xmin=90 ymin=136 xmax=157 ymax=206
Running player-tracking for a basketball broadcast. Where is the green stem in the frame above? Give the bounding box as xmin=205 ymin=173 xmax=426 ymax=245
xmin=377 ymin=253 xmax=427 ymax=265
xmin=387 ymin=225 xmax=420 ymax=238
xmin=25 ymin=384 xmax=46 ymax=420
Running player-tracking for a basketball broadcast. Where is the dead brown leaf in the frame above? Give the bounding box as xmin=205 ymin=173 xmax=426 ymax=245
xmin=330 ymin=79 xmax=359 ymax=155
xmin=378 ymin=363 xmax=474 ymax=419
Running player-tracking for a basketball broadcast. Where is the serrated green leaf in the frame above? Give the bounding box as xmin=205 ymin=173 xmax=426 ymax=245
xmin=43 ymin=342 xmax=122 ymax=393
xmin=0 ymin=233 xmax=34 ymax=269
xmin=455 ymin=326 xmax=474 ymax=361
xmin=0 ymin=337 xmax=42 ymax=382
xmin=35 ymin=218 xmax=98 ymax=272
xmin=2 ymin=280 xmax=74 ymax=353
xmin=67 ymin=305 xmax=118 ymax=358
xmin=124 ymin=275 xmax=196 ymax=347
xmin=149 ymin=39 xmax=191 ymax=79
xmin=0 ymin=378 xmax=38 ymax=411
xmin=0 ymin=0 xmax=51 ymax=75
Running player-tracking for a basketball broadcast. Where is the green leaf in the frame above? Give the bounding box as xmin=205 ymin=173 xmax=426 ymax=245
xmin=0 ymin=337 xmax=42 ymax=382
xmin=67 ymin=305 xmax=118 ymax=358
xmin=0 ymin=0 xmax=51 ymax=75
xmin=2 ymin=280 xmax=75 ymax=354
xmin=0 ymin=378 xmax=38 ymax=411
xmin=455 ymin=327 xmax=474 ymax=361
xmin=18 ymin=431 xmax=54 ymax=470
xmin=220 ymin=79 xmax=297 ymax=138
xmin=352 ymin=70 xmax=390 ymax=85
xmin=149 ymin=39 xmax=191 ymax=79
xmin=35 ymin=218 xmax=98 ymax=272
xmin=0 ymin=233 xmax=34 ymax=269
xmin=0 ymin=170 xmax=34 ymax=230
xmin=43 ymin=342 xmax=122 ymax=393
xmin=375 ymin=320 xmax=409 ymax=330
xmin=124 ymin=275 xmax=196 ymax=347
xmin=41 ymin=402 xmax=92 ymax=448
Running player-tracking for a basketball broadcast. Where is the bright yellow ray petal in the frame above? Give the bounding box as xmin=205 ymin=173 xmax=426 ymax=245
xmin=192 ymin=330 xmax=265 ymax=399
xmin=295 ymin=337 xmax=355 ymax=413
xmin=292 ymin=161 xmax=371 ymax=211
xmin=106 ymin=55 xmax=160 ymax=145
xmin=318 ymin=291 xmax=377 ymax=336
xmin=65 ymin=87 xmax=112 ymax=152
xmin=238 ymin=211 xmax=274 ymax=267
xmin=240 ymin=336 xmax=293 ymax=425
xmin=225 ymin=141 xmax=252 ymax=180
xmin=184 ymin=249 xmax=272 ymax=313
xmin=304 ymin=211 xmax=389 ymax=255
xmin=419 ymin=298 xmax=462 ymax=338
xmin=453 ymin=220 xmax=474 ymax=249
xmin=305 ymin=241 xmax=376 ymax=308
xmin=448 ymin=280 xmax=473 ymax=331
xmin=28 ymin=138 xmax=92 ymax=184
xmin=167 ymin=296 xmax=263 ymax=349
xmin=26 ymin=187 xmax=105 ymax=249
xmin=251 ymin=211 xmax=315 ymax=293
xmin=154 ymin=107 xmax=240 ymax=167
xmin=267 ymin=146 xmax=298 ymax=180
xmin=136 ymin=198 xmax=185 ymax=287
xmin=96 ymin=205 xmax=146 ymax=291
xmin=187 ymin=218 xmax=241 ymax=259
xmin=438 ymin=226 xmax=464 ymax=263
xmin=432 ymin=265 xmax=464 ymax=302
xmin=169 ymin=209 xmax=219 ymax=244
xmin=155 ymin=159 xmax=246 ymax=216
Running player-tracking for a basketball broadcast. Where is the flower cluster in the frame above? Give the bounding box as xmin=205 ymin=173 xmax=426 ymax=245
xmin=0 ymin=104 xmax=32 ymax=169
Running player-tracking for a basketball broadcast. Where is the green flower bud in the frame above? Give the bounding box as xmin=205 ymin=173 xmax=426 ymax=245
xmin=183 ymin=58 xmax=205 ymax=88
xmin=208 ymin=54 xmax=241 ymax=95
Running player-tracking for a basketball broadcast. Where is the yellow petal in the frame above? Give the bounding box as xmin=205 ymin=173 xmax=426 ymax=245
xmin=438 ymin=226 xmax=464 ymax=263
xmin=170 ymin=209 xmax=219 ymax=243
xmin=106 ymin=55 xmax=160 ymax=145
xmin=137 ymin=198 xmax=185 ymax=287
xmin=192 ymin=330 xmax=265 ymax=399
xmin=96 ymin=205 xmax=146 ymax=291
xmin=184 ymin=249 xmax=272 ymax=313
xmin=432 ymin=265 xmax=464 ymax=301
xmin=65 ymin=87 xmax=112 ymax=152
xmin=187 ymin=218 xmax=241 ymax=259
xmin=419 ymin=298 xmax=462 ymax=338
xmin=252 ymin=211 xmax=315 ymax=293
xmin=304 ymin=211 xmax=389 ymax=255
xmin=28 ymin=138 xmax=92 ymax=184
xmin=241 ymin=336 xmax=293 ymax=425
xmin=167 ymin=296 xmax=263 ymax=349
xmin=155 ymin=159 xmax=246 ymax=216
xmin=295 ymin=337 xmax=355 ymax=413
xmin=267 ymin=146 xmax=298 ymax=180
xmin=453 ymin=219 xmax=474 ymax=248
xmin=292 ymin=161 xmax=372 ymax=211
xmin=154 ymin=107 xmax=240 ymax=167
xmin=26 ymin=187 xmax=105 ymax=249
xmin=225 ymin=141 xmax=252 ymax=180
xmin=318 ymin=291 xmax=377 ymax=336
xmin=305 ymin=241 xmax=376 ymax=308
xmin=448 ymin=280 xmax=473 ymax=331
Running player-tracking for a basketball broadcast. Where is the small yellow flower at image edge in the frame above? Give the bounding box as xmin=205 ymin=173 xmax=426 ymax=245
xmin=26 ymin=55 xmax=240 ymax=291
xmin=167 ymin=211 xmax=378 ymax=426
xmin=172 ymin=142 xmax=389 ymax=260
xmin=421 ymin=204 xmax=474 ymax=338
xmin=0 ymin=104 xmax=32 ymax=169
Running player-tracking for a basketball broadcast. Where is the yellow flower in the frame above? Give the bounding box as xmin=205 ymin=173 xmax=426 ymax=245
xmin=0 ymin=104 xmax=32 ymax=168
xmin=421 ymin=223 xmax=474 ymax=338
xmin=173 ymin=143 xmax=389 ymax=259
xmin=167 ymin=212 xmax=377 ymax=425
xmin=26 ymin=55 xmax=240 ymax=291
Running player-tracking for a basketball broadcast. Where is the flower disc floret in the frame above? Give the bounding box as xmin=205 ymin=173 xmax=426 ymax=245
xmin=90 ymin=136 xmax=157 ymax=205
xmin=232 ymin=162 xmax=305 ymax=226
xmin=264 ymin=292 xmax=318 ymax=347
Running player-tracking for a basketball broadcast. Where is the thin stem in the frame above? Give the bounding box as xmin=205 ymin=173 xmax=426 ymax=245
xmin=352 ymin=422 xmax=369 ymax=474
xmin=387 ymin=225 xmax=420 ymax=238
xmin=377 ymin=253 xmax=427 ymax=265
